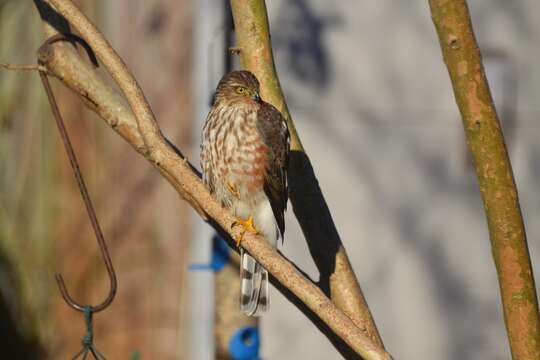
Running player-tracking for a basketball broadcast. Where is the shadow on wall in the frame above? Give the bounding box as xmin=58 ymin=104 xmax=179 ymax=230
xmin=266 ymin=1 xmax=539 ymax=358
xmin=301 ymin=88 xmax=516 ymax=359
xmin=272 ymin=0 xmax=341 ymax=90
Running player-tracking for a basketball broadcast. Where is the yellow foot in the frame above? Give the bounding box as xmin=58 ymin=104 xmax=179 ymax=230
xmin=227 ymin=182 xmax=240 ymax=198
xmin=232 ymin=215 xmax=258 ymax=248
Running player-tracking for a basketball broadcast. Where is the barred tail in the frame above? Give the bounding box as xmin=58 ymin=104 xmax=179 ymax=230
xmin=240 ymin=249 xmax=269 ymax=316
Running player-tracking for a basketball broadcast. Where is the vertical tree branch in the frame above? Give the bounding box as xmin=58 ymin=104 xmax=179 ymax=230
xmin=428 ymin=1 xmax=540 ymax=358
xmin=229 ymin=0 xmax=384 ymax=348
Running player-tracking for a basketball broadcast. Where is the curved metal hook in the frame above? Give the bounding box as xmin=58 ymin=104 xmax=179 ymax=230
xmin=41 ymin=33 xmax=99 ymax=67
xmin=39 ymin=34 xmax=116 ymax=313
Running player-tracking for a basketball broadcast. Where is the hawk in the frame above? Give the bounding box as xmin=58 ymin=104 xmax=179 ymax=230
xmin=201 ymin=70 xmax=289 ymax=316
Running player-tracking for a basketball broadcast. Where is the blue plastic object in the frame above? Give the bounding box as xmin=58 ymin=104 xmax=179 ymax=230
xmin=228 ymin=326 xmax=261 ymax=360
xmin=190 ymin=234 xmax=230 ymax=272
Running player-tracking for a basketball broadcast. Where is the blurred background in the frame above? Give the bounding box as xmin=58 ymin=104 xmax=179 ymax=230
xmin=1 ymin=0 xmax=540 ymax=359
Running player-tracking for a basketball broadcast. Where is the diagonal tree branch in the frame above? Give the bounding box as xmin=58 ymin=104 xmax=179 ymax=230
xmin=229 ymin=0 xmax=385 ymax=348
xmin=27 ymin=0 xmax=392 ymax=358
xmin=428 ymin=1 xmax=540 ymax=359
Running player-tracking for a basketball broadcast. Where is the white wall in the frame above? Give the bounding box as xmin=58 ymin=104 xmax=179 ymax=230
xmin=256 ymin=1 xmax=540 ymax=359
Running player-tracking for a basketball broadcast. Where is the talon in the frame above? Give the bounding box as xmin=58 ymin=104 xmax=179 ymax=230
xmin=227 ymin=182 xmax=240 ymax=198
xmin=232 ymin=215 xmax=258 ymax=248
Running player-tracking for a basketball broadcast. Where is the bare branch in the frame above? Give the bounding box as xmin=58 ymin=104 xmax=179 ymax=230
xmin=0 ymin=62 xmax=47 ymax=72
xmin=35 ymin=35 xmax=208 ymax=219
xmin=229 ymin=0 xmax=385 ymax=348
xmin=30 ymin=0 xmax=391 ymax=358
xmin=428 ymin=1 xmax=540 ymax=358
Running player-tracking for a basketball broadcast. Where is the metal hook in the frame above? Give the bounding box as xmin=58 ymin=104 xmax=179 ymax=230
xmin=40 ymin=33 xmax=99 ymax=67
xmin=38 ymin=34 xmax=116 ymax=313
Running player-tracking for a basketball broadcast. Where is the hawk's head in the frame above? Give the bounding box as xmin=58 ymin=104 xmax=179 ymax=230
xmin=213 ymin=70 xmax=261 ymax=105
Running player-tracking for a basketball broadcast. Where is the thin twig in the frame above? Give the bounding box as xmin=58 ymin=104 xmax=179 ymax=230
xmin=0 ymin=62 xmax=47 ymax=72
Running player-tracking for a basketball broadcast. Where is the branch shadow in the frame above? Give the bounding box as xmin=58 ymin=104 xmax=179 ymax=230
xmin=272 ymin=0 xmax=341 ymax=90
xmin=225 ymin=147 xmax=362 ymax=358
xmin=287 ymin=150 xmax=342 ymax=297
xmin=269 ymin=274 xmax=361 ymax=360
xmin=211 ymin=220 xmax=361 ymax=360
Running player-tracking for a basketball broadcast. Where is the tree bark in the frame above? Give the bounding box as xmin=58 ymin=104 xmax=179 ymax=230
xmin=428 ymin=1 xmax=540 ymax=359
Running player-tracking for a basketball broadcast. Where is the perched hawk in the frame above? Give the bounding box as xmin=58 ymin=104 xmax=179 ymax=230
xmin=201 ymin=70 xmax=289 ymax=316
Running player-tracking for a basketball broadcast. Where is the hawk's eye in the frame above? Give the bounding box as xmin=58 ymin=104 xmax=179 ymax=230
xmin=235 ymin=86 xmax=248 ymax=95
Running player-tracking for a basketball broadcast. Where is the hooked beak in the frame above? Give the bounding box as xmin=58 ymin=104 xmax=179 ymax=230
xmin=253 ymin=92 xmax=262 ymax=103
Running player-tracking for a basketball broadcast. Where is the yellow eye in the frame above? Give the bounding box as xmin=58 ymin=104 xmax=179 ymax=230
xmin=235 ymin=86 xmax=247 ymax=95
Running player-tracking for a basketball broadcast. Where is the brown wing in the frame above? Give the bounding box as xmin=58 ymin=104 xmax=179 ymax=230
xmin=200 ymin=107 xmax=218 ymax=194
xmin=256 ymin=102 xmax=290 ymax=239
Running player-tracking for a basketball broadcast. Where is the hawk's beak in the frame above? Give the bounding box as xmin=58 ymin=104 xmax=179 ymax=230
xmin=253 ymin=92 xmax=262 ymax=103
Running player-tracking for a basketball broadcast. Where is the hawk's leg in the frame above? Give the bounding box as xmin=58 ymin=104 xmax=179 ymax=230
xmin=232 ymin=215 xmax=258 ymax=247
